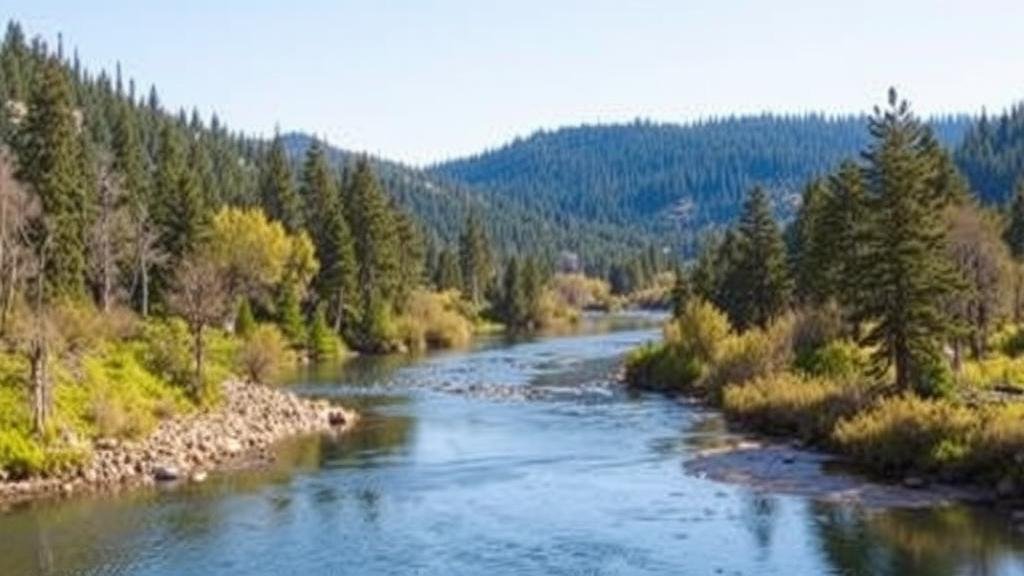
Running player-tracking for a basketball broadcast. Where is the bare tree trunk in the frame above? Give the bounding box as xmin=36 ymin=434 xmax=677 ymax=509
xmin=193 ymin=325 xmax=204 ymax=398
xmin=140 ymin=248 xmax=149 ymax=317
xmin=30 ymin=259 xmax=48 ymax=436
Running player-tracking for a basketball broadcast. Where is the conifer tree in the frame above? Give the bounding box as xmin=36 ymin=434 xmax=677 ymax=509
xmin=731 ymin=186 xmax=791 ymax=329
xmin=15 ymin=57 xmax=89 ymax=298
xmin=823 ymin=161 xmax=869 ymax=318
xmin=347 ymin=158 xmax=400 ymax=346
xmin=854 ymin=89 xmax=961 ymax=395
xmin=260 ymin=135 xmax=303 ymax=232
xmin=434 ymin=248 xmax=462 ymax=291
xmin=459 ymin=212 xmax=492 ymax=306
xmin=791 ymin=178 xmax=833 ymax=304
xmin=1004 ymin=182 xmax=1024 ymax=261
xmin=154 ymin=122 xmax=208 ymax=268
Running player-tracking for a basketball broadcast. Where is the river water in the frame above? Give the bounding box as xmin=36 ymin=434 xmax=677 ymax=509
xmin=1 ymin=314 xmax=1024 ymax=575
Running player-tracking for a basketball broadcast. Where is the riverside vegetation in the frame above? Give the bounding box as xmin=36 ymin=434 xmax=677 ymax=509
xmin=0 ymin=21 xmax=667 ymax=488
xmin=627 ymin=90 xmax=1024 ymax=495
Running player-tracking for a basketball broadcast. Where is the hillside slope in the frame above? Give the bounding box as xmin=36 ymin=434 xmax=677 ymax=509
xmin=431 ymin=115 xmax=971 ymax=244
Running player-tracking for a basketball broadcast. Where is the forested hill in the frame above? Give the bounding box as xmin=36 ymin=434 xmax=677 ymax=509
xmin=278 ymin=132 xmax=656 ymax=271
xmin=956 ymin=103 xmax=1024 ymax=205
xmin=430 ymin=115 xmax=971 ymax=243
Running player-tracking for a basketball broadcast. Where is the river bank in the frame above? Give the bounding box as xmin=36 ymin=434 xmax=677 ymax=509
xmin=0 ymin=380 xmax=356 ymax=508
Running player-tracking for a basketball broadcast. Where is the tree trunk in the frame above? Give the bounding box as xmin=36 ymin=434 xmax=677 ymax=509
xmin=193 ymin=324 xmax=204 ymax=399
xmin=140 ymin=250 xmax=149 ymax=318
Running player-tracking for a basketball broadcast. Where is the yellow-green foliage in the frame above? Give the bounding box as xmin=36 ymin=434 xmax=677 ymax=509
xmin=958 ymin=355 xmax=1024 ymax=391
xmin=833 ymin=395 xmax=977 ymax=475
xmin=237 ymin=324 xmax=294 ymax=383
xmin=723 ymin=373 xmax=868 ymax=441
xmin=531 ymin=287 xmax=581 ymax=332
xmin=664 ymin=298 xmax=732 ymax=364
xmin=706 ymin=315 xmax=794 ymax=393
xmin=0 ymin=306 xmax=244 ymax=478
xmin=394 ymin=290 xmax=474 ymax=352
xmin=623 ymin=342 xmax=702 ymax=392
xmin=549 ymin=273 xmax=613 ymax=310
xmin=968 ymin=404 xmax=1024 ymax=479
xmin=627 ymin=272 xmax=676 ymax=309
xmin=796 ymin=339 xmax=871 ymax=379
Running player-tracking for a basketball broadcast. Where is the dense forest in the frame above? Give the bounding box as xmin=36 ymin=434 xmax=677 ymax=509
xmin=955 ymin=104 xmax=1024 ymax=205
xmin=431 ymin=115 xmax=971 ymax=253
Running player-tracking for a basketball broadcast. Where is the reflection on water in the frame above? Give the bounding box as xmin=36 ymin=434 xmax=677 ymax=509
xmin=1 ymin=313 xmax=1023 ymax=575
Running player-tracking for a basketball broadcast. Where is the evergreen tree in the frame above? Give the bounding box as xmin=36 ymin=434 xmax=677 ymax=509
xmin=822 ymin=160 xmax=869 ymax=317
xmin=154 ymin=122 xmax=207 ymax=265
xmin=260 ymin=134 xmax=303 ymax=232
xmin=500 ymin=256 xmax=529 ymax=329
xmin=434 ymin=248 xmax=462 ymax=291
xmin=235 ymin=298 xmax=256 ymax=338
xmin=854 ymin=90 xmax=961 ymax=395
xmin=276 ymin=283 xmax=306 ymax=346
xmin=347 ymin=158 xmax=400 ymax=346
xmin=731 ymin=186 xmax=791 ymax=329
xmin=670 ymin=265 xmax=691 ymax=318
xmin=791 ymin=178 xmax=833 ymax=304
xmin=393 ymin=203 xmax=425 ymax=308
xmin=15 ymin=57 xmax=89 ymax=298
xmin=1005 ymin=182 xmax=1024 ymax=261
xmin=459 ymin=212 xmax=492 ymax=306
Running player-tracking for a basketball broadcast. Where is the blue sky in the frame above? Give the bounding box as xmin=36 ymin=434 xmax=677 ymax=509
xmin=7 ymin=1 xmax=1024 ymax=164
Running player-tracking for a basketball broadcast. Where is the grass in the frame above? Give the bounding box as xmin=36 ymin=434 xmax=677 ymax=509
xmin=0 ymin=307 xmax=237 ymax=479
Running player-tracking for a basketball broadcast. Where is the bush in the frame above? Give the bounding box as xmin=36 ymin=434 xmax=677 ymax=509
xmin=531 ymin=287 xmax=581 ymax=332
xmin=235 ymin=298 xmax=256 ymax=337
xmin=833 ymin=395 xmax=977 ymax=475
xmin=958 ymin=354 xmax=1024 ymax=391
xmin=394 ymin=290 xmax=474 ymax=352
xmin=664 ymin=298 xmax=731 ymax=364
xmin=790 ymin=302 xmax=844 ymax=356
xmin=723 ymin=373 xmax=869 ymax=441
xmin=796 ymin=339 xmax=871 ymax=379
xmin=706 ymin=315 xmax=794 ymax=394
xmin=623 ymin=342 xmax=703 ymax=392
xmin=0 ymin=429 xmax=44 ymax=479
xmin=967 ymin=403 xmax=1024 ymax=481
xmin=549 ymin=274 xmax=612 ymax=310
xmin=308 ymin=305 xmax=345 ymax=361
xmin=237 ymin=324 xmax=292 ymax=384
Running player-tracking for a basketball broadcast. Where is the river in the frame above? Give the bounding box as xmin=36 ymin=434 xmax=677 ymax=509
xmin=1 ymin=313 xmax=1023 ymax=575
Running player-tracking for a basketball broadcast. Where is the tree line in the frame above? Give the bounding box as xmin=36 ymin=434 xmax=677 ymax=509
xmin=683 ymin=89 xmax=1023 ymax=397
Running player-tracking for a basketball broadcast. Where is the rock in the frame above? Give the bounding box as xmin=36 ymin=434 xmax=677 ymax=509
xmin=997 ymin=476 xmax=1017 ymax=499
xmin=60 ymin=482 xmax=74 ymax=495
xmin=781 ymin=454 xmax=796 ymax=465
xmin=190 ymin=470 xmax=208 ymax=483
xmin=224 ymin=438 xmax=243 ymax=455
xmin=328 ymin=410 xmax=347 ymax=426
xmin=903 ymin=476 xmax=927 ymax=489
xmin=153 ymin=465 xmax=181 ymax=482
xmin=95 ymin=438 xmax=119 ymax=451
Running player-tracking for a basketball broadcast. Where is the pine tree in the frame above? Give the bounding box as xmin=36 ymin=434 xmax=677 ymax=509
xmin=154 ymin=122 xmax=207 ymax=265
xmin=731 ymin=186 xmax=791 ymax=329
xmin=791 ymin=178 xmax=833 ymax=305
xmin=260 ymin=135 xmax=303 ymax=232
xmin=347 ymin=158 xmax=400 ymax=347
xmin=434 ymin=248 xmax=462 ymax=291
xmin=854 ymin=89 xmax=961 ymax=395
xmin=823 ymin=161 xmax=869 ymax=318
xmin=235 ymin=298 xmax=256 ymax=338
xmin=276 ymin=282 xmax=306 ymax=345
xmin=393 ymin=204 xmax=425 ymax=308
xmin=15 ymin=57 xmax=89 ymax=298
xmin=500 ymin=256 xmax=529 ymax=329
xmin=459 ymin=212 xmax=492 ymax=306
xmin=1005 ymin=182 xmax=1024 ymax=260
xmin=670 ymin=265 xmax=691 ymax=318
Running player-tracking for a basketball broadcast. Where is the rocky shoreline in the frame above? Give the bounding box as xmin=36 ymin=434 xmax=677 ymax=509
xmin=0 ymin=380 xmax=357 ymax=507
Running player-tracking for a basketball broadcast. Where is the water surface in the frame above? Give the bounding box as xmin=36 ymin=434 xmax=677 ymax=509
xmin=2 ymin=314 xmax=1023 ymax=575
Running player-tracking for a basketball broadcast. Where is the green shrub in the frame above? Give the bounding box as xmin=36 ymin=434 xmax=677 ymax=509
xmin=237 ymin=324 xmax=293 ymax=384
xmin=796 ymin=339 xmax=871 ymax=379
xmin=623 ymin=343 xmax=703 ymax=392
xmin=308 ymin=305 xmax=344 ymax=361
xmin=235 ymin=298 xmax=256 ymax=337
xmin=0 ymin=430 xmax=44 ymax=479
xmin=723 ymin=373 xmax=869 ymax=441
xmin=833 ymin=395 xmax=976 ymax=475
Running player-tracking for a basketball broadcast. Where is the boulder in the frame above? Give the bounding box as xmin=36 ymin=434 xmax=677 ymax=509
xmin=153 ymin=465 xmax=181 ymax=482
xmin=328 ymin=410 xmax=347 ymax=427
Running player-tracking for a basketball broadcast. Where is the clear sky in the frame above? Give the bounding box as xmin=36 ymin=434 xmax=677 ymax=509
xmin=7 ymin=1 xmax=1024 ymax=165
